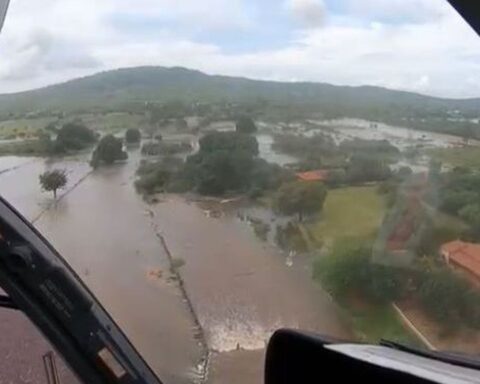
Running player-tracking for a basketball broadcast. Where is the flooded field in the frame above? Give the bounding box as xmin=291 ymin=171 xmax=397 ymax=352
xmin=307 ymin=118 xmax=474 ymax=149
xmin=150 ymin=196 xmax=350 ymax=382
xmin=0 ymin=113 xmax=474 ymax=383
xmin=0 ymin=147 xmax=348 ymax=384
xmin=3 ymin=115 xmax=465 ymax=383
xmin=256 ymin=134 xmax=297 ymax=166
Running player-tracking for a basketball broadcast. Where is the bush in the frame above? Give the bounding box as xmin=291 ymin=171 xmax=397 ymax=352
xmin=91 ymin=135 xmax=128 ymax=168
xmin=274 ymin=181 xmax=327 ymax=221
xmin=141 ymin=142 xmax=162 ymax=156
xmin=125 ymin=128 xmax=141 ymax=143
xmin=314 ymin=241 xmax=405 ymax=303
xmin=56 ymin=121 xmax=96 ymax=151
xmin=135 ymin=166 xmax=171 ymax=194
xmin=235 ymin=116 xmax=257 ymax=134
xmin=418 ymin=268 xmax=480 ymax=329
xmin=275 ymin=221 xmax=308 ymax=252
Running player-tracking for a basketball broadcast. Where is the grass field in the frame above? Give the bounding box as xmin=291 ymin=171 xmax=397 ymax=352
xmin=428 ymin=146 xmax=480 ymax=169
xmin=78 ymin=112 xmax=146 ymax=134
xmin=0 ymin=118 xmax=54 ymax=139
xmin=309 ymin=186 xmax=386 ymax=246
xmin=348 ymin=303 xmax=422 ymax=347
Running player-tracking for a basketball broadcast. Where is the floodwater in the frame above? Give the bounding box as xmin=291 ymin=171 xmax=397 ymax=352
xmin=0 ymin=149 xmax=349 ymax=384
xmin=0 ymin=152 xmax=202 ymax=384
xmin=307 ymin=118 xmax=473 ymax=149
xmin=256 ymin=134 xmax=297 ymax=166
xmin=150 ymin=196 xmax=349 ymax=383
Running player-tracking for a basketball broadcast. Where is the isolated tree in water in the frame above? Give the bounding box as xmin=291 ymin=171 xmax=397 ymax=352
xmin=39 ymin=169 xmax=67 ymax=199
xmin=91 ymin=134 xmax=128 ymax=168
xmin=235 ymin=116 xmax=257 ymax=134
xmin=125 ymin=128 xmax=141 ymax=144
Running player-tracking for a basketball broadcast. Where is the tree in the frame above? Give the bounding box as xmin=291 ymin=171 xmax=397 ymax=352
xmin=235 ymin=116 xmax=257 ymax=134
xmin=274 ymin=181 xmax=327 ymax=221
xmin=56 ymin=121 xmax=96 ymax=151
xmin=39 ymin=169 xmax=67 ymax=199
xmin=459 ymin=204 xmax=480 ymax=239
xmin=346 ymin=154 xmax=391 ymax=183
xmin=91 ymin=135 xmax=128 ymax=168
xmin=125 ymin=128 xmax=141 ymax=144
xmin=182 ymin=131 xmax=260 ymax=195
xmin=198 ymin=131 xmax=259 ymax=156
xmin=314 ymin=240 xmax=406 ymax=303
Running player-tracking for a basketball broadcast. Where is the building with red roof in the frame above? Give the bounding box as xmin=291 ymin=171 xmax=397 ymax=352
xmin=441 ymin=240 xmax=480 ymax=287
xmin=296 ymin=170 xmax=329 ymax=182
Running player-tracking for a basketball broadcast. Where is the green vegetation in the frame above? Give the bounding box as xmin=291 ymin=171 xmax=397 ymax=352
xmin=0 ymin=120 xmax=97 ymax=157
xmin=135 ymin=159 xmax=176 ymax=194
xmin=141 ymin=141 xmax=192 ymax=156
xmin=141 ymin=142 xmax=162 ymax=156
xmin=91 ymin=135 xmax=128 ymax=168
xmin=350 ymin=304 xmax=421 ymax=346
xmin=274 ymin=181 xmax=327 ymax=221
xmin=314 ymin=242 xmax=406 ymax=303
xmin=345 ymin=154 xmax=392 ymax=184
xmin=428 ymin=147 xmax=480 ymax=169
xmin=309 ymin=186 xmax=385 ymax=244
xmin=273 ymin=134 xmax=394 ymax=185
xmin=248 ymin=218 xmax=271 ymax=242
xmin=437 ymin=169 xmax=480 ymax=239
xmin=0 ymin=138 xmax=52 ymax=157
xmin=0 ymin=117 xmax=55 ymax=140
xmin=1 ymin=67 xmax=479 ymax=126
xmin=125 ymin=128 xmax=141 ymax=144
xmin=56 ymin=121 xmax=97 ymax=152
xmin=135 ymin=130 xmax=291 ymax=196
xmin=275 ymin=221 xmax=310 ymax=252
xmin=182 ymin=131 xmax=286 ymax=195
xmin=235 ymin=116 xmax=257 ymax=134
xmin=79 ymin=112 xmax=146 ymax=134
xmin=313 ymin=240 xmax=419 ymax=344
xmin=315 ymin=239 xmax=480 ymax=333
xmin=419 ymin=268 xmax=480 ymax=329
xmin=272 ymin=133 xmax=337 ymax=168
xmin=39 ymin=169 xmax=68 ymax=199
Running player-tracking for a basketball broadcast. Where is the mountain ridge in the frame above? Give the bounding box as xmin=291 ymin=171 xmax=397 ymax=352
xmin=0 ymin=66 xmax=479 ymax=116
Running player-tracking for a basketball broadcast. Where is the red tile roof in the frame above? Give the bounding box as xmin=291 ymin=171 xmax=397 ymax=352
xmin=296 ymin=170 xmax=329 ymax=182
xmin=441 ymin=240 xmax=480 ymax=279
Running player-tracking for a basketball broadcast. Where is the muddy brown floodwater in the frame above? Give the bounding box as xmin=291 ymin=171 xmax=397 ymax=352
xmin=0 ymin=151 xmax=350 ymax=384
xmin=150 ymin=196 xmax=350 ymax=383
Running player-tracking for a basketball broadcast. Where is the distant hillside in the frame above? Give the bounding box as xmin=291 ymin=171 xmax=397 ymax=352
xmin=0 ymin=66 xmax=479 ymax=117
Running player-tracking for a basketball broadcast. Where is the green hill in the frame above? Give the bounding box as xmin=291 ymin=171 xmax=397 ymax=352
xmin=1 ymin=66 xmax=479 ymax=118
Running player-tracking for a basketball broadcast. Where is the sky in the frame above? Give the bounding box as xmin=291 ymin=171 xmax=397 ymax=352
xmin=0 ymin=0 xmax=479 ymax=98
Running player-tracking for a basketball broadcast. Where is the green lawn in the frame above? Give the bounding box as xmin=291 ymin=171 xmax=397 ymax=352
xmin=428 ymin=146 xmax=480 ymax=169
xmin=309 ymin=186 xmax=386 ymax=245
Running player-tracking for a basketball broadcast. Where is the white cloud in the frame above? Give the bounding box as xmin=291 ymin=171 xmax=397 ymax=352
xmin=285 ymin=0 xmax=326 ymax=29
xmin=346 ymin=0 xmax=450 ymax=22
xmin=0 ymin=0 xmax=479 ymax=98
